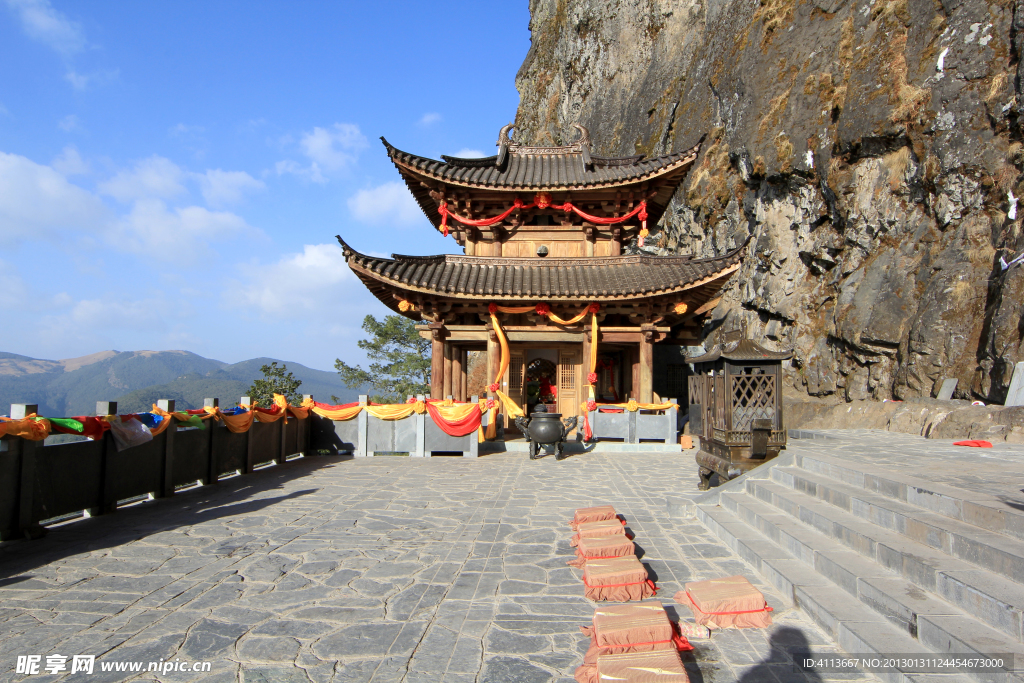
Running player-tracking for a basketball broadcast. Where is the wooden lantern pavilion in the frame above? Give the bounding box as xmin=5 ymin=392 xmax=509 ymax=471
xmin=338 ymin=123 xmax=746 ymax=434
xmin=687 ymin=336 xmax=792 ymax=488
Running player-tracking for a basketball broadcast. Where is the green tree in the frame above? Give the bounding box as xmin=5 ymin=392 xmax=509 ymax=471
xmin=335 ymin=314 xmax=431 ymax=404
xmin=247 ymin=362 xmax=302 ymax=407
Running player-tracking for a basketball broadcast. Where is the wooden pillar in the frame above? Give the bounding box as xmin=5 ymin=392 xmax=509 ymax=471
xmin=611 ymin=227 xmax=622 ymax=256
xmin=429 ymin=323 xmax=446 ymax=400
xmin=460 ymin=348 xmax=468 ymax=402
xmin=443 ymin=343 xmax=453 ymax=399
xmin=639 ymin=326 xmax=655 ymax=403
xmin=451 ymin=346 xmax=463 ymax=401
xmin=631 ymin=347 xmax=640 ymax=401
xmin=486 ymin=326 xmax=499 ymax=400
xmin=582 ymin=328 xmax=592 ymax=401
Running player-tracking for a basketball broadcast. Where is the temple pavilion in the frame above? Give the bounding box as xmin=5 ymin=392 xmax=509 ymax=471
xmin=338 ymin=123 xmax=744 ymax=431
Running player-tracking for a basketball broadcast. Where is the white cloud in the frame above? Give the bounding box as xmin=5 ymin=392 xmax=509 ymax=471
xmin=419 ymin=112 xmax=442 ymax=126
xmin=71 ymin=297 xmax=167 ymax=331
xmin=347 ymin=182 xmax=422 ymax=226
xmin=0 ymin=259 xmax=28 ymax=300
xmin=5 ymin=0 xmax=85 ymax=57
xmin=197 ymin=169 xmax=265 ymax=207
xmin=275 ymin=158 xmax=325 ymax=184
xmin=453 ymin=148 xmax=487 ymax=158
xmin=300 ymin=123 xmax=366 ymax=171
xmin=64 ymin=68 xmax=118 ymax=91
xmin=277 ymin=122 xmax=367 ymax=183
xmin=0 ymin=150 xmax=108 ymax=243
xmin=231 ymin=244 xmax=351 ymax=317
xmin=170 ymin=123 xmax=204 ymax=136
xmin=114 ymin=198 xmax=251 ymax=262
xmin=57 ymin=113 xmax=79 ymax=132
xmin=98 ymin=156 xmax=187 ymax=203
xmin=52 ymin=146 xmax=89 ymax=176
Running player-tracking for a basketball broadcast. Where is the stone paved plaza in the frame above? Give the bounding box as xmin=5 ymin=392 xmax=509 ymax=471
xmin=0 ymin=448 xmax=878 ymax=683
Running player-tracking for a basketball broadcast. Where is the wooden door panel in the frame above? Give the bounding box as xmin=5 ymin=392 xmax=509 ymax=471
xmin=557 ymin=350 xmax=581 ymax=417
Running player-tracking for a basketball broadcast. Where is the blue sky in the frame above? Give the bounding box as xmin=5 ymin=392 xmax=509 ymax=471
xmin=0 ymin=0 xmax=530 ymax=371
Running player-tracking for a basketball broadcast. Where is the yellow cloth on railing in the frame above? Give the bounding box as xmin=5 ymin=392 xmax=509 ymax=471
xmin=365 ymin=401 xmax=425 ymax=420
xmin=309 ymin=403 xmax=362 ymax=421
xmin=431 ymin=402 xmax=479 ymax=423
xmin=581 ymin=400 xmax=676 ymax=412
xmin=202 ymin=406 xmax=254 ymax=434
xmin=0 ymin=416 xmax=50 ymax=441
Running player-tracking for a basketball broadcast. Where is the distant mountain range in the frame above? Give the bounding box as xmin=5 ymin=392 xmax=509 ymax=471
xmin=0 ymin=350 xmax=361 ymax=417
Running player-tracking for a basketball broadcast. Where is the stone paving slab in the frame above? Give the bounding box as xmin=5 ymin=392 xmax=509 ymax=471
xmin=0 ymin=451 xmax=878 ymax=683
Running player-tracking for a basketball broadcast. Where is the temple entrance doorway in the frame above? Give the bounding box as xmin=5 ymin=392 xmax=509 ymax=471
xmin=503 ymin=344 xmax=583 ymax=434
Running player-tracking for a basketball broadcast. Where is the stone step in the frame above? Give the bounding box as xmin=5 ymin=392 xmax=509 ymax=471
xmin=793 ymin=451 xmax=1024 ymax=542
xmin=697 ymin=503 xmax=1024 ymax=683
xmin=768 ymin=466 xmax=1024 ymax=586
xmin=738 ymin=479 xmax=1024 ymax=643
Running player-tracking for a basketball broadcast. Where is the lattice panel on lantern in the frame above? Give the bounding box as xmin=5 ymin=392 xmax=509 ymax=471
xmin=713 ymin=374 xmax=727 ymax=429
xmin=731 ymin=374 xmax=776 ymax=432
xmin=688 ymin=376 xmax=702 ymax=405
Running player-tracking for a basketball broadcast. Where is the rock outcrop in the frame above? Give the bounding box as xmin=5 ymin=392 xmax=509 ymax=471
xmin=514 ymin=0 xmax=1024 ymax=403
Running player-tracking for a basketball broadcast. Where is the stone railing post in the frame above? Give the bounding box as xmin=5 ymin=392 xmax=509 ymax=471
xmin=627 ymin=407 xmax=638 ymax=444
xmin=11 ymin=404 xmax=44 ymax=539
xmin=96 ymin=401 xmax=118 ymax=514
xmin=158 ymin=399 xmax=176 ymax=497
xmin=666 ymin=399 xmax=678 ymax=444
xmin=241 ymin=396 xmax=255 ymax=473
xmin=302 ymin=394 xmax=313 ymax=456
xmin=355 ymin=395 xmax=368 ymax=457
xmin=204 ymin=398 xmax=219 ymax=482
xmin=414 ymin=394 xmax=426 ymax=458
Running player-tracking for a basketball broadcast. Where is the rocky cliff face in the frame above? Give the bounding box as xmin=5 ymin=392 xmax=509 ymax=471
xmin=515 ymin=0 xmax=1024 ymax=403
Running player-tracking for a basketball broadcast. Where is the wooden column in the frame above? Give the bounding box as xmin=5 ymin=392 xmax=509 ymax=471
xmin=443 ymin=343 xmax=453 ymax=399
xmin=639 ymin=325 xmax=655 ymax=403
xmin=631 ymin=348 xmax=640 ymax=400
xmin=429 ymin=323 xmax=446 ymax=400
xmin=582 ymin=328 xmax=592 ymax=400
xmin=486 ymin=326 xmax=499 ymax=400
xmin=460 ymin=348 xmax=468 ymax=402
xmin=611 ymin=227 xmax=622 ymax=256
xmin=451 ymin=346 xmax=463 ymax=401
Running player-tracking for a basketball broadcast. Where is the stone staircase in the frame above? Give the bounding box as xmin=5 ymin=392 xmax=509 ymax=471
xmin=689 ymin=447 xmax=1024 ymax=683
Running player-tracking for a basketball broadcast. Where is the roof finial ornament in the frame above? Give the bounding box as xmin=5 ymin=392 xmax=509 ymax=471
xmin=573 ymin=123 xmax=593 ymax=171
xmin=572 ymin=123 xmax=591 ymax=146
xmin=496 ymin=122 xmax=514 ymax=170
xmin=497 ymin=122 xmax=514 ymax=147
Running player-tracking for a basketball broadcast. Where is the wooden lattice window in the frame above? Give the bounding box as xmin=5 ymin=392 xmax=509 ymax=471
xmin=509 ymin=355 xmax=524 ymax=392
xmin=666 ymin=364 xmax=687 ymax=401
xmin=560 ymin=355 xmax=577 ymax=389
xmin=731 ymin=370 xmax=776 ymax=432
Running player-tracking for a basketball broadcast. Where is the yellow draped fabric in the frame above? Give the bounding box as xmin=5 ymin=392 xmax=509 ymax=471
xmin=309 ymin=403 xmax=362 ymax=421
xmin=0 ymin=416 xmax=50 ymax=441
xmin=581 ymin=400 xmax=676 ymax=412
xmin=365 ymin=401 xmax=426 ymax=420
xmin=484 ymin=308 xmax=529 ymax=439
xmin=430 ymin=402 xmax=478 ymax=422
xmin=202 ymin=407 xmax=254 ymax=434
xmin=548 ymin=307 xmax=592 ymax=325
xmin=493 ymin=305 xmax=535 ymax=315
